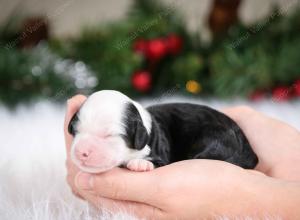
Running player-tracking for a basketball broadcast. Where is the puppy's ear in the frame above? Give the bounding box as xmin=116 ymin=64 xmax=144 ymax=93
xmin=133 ymin=119 xmax=149 ymax=150
xmin=124 ymin=103 xmax=150 ymax=150
xmin=68 ymin=112 xmax=79 ymax=136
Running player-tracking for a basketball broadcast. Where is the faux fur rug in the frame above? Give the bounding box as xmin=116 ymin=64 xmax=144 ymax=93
xmin=0 ymin=97 xmax=299 ymax=220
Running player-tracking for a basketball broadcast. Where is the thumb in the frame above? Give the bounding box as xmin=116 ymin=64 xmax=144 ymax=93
xmin=75 ymin=168 xmax=157 ymax=204
xmin=64 ymin=94 xmax=87 ymax=154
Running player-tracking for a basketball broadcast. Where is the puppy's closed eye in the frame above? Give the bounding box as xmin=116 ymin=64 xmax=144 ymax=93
xmin=97 ymin=133 xmax=120 ymax=139
xmin=68 ymin=113 xmax=79 ymax=136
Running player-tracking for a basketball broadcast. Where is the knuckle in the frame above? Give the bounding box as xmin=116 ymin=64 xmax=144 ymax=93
xmin=65 ymin=159 xmax=71 ymax=169
xmin=149 ymin=206 xmax=159 ymax=219
xmin=107 ymin=177 xmax=127 ymax=199
xmin=112 ymin=188 xmax=121 ymax=199
xmin=111 ymin=181 xmax=126 ymax=199
xmin=148 ymin=206 xmax=167 ymax=220
xmin=66 ymin=174 xmax=73 ymax=187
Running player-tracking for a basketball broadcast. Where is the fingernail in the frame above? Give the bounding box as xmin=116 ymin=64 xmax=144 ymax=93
xmin=75 ymin=172 xmax=93 ymax=190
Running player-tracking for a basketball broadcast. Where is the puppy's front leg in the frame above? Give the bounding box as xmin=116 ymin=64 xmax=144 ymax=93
xmin=126 ymin=159 xmax=154 ymax=172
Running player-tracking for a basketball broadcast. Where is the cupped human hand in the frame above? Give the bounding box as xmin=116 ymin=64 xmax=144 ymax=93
xmin=64 ymin=96 xmax=300 ymax=219
xmin=223 ymin=106 xmax=300 ymax=181
xmin=74 ymin=159 xmax=283 ymax=220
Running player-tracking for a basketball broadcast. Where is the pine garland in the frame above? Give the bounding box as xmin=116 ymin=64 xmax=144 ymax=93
xmin=210 ymin=6 xmax=300 ymax=98
xmin=0 ymin=44 xmax=96 ymax=106
xmin=1 ymin=0 xmax=300 ymax=106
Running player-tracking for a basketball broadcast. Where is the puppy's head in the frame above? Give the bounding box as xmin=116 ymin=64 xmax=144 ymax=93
xmin=68 ymin=90 xmax=152 ymax=173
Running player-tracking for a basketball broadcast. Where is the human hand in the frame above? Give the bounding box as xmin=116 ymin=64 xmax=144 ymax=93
xmin=64 ymin=97 xmax=300 ymax=219
xmin=73 ymin=159 xmax=280 ymax=219
xmin=223 ymin=106 xmax=300 ymax=181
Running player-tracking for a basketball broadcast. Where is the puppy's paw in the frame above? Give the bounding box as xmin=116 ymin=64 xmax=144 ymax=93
xmin=126 ymin=159 xmax=154 ymax=172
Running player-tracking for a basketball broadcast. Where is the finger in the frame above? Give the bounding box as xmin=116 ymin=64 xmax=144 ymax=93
xmin=221 ymin=106 xmax=255 ymax=122
xmin=64 ymin=94 xmax=87 ymax=154
xmin=66 ymin=157 xmax=83 ymax=197
xmin=80 ymin=191 xmax=165 ymax=220
xmin=75 ymin=168 xmax=157 ymax=204
xmin=66 ymin=158 xmax=80 ymax=174
xmin=247 ymin=169 xmax=266 ymax=176
xmin=66 ymin=159 xmax=80 ymax=186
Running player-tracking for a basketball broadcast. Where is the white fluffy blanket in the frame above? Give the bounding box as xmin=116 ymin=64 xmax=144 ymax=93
xmin=0 ymin=97 xmax=299 ymax=220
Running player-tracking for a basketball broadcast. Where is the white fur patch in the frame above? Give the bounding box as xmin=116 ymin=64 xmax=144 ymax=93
xmin=77 ymin=90 xmax=129 ymax=136
xmin=70 ymin=90 xmax=152 ymax=173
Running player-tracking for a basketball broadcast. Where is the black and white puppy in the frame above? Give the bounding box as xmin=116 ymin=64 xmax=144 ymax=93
xmin=68 ymin=90 xmax=258 ymax=173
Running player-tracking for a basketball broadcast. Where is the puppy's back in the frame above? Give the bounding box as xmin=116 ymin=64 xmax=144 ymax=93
xmin=147 ymin=103 xmax=258 ymax=168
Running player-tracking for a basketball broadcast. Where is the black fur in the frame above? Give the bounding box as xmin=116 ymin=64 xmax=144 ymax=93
xmin=125 ymin=103 xmax=258 ymax=169
xmin=123 ymin=103 xmax=150 ymax=150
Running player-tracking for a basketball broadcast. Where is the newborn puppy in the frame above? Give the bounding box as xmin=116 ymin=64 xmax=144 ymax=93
xmin=68 ymin=90 xmax=258 ymax=173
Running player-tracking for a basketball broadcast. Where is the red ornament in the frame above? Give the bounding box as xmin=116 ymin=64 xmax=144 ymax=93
xmin=131 ymin=70 xmax=152 ymax=92
xmin=250 ymin=90 xmax=265 ymax=101
xmin=293 ymin=80 xmax=300 ymax=97
xmin=272 ymin=86 xmax=291 ymax=101
xmin=133 ymin=39 xmax=148 ymax=55
xmin=165 ymin=34 xmax=183 ymax=55
xmin=145 ymin=38 xmax=168 ymax=61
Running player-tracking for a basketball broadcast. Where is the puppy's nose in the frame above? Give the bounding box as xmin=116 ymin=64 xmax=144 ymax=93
xmin=75 ymin=148 xmax=92 ymax=162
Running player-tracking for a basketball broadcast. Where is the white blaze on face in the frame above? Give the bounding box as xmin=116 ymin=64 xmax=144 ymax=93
xmin=70 ymin=90 xmax=152 ymax=173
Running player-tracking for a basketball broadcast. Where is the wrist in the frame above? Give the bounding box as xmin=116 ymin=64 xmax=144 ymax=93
xmin=228 ymin=173 xmax=300 ymax=218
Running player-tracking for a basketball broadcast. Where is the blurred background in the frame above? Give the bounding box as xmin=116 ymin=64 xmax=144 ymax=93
xmin=1 ymin=0 xmax=300 ymax=105
xmin=0 ymin=0 xmax=300 ymax=219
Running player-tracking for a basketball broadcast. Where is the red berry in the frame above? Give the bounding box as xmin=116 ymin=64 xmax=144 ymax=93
xmin=133 ymin=39 xmax=147 ymax=55
xmin=272 ymin=86 xmax=291 ymax=101
xmin=131 ymin=70 xmax=152 ymax=92
xmin=145 ymin=39 xmax=167 ymax=61
xmin=293 ymin=80 xmax=300 ymax=96
xmin=165 ymin=34 xmax=183 ymax=55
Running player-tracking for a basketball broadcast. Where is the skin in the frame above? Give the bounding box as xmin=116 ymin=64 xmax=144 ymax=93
xmin=64 ymin=95 xmax=300 ymax=219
